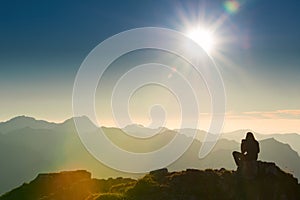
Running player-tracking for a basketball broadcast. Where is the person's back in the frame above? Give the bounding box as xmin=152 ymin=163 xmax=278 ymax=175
xmin=233 ymin=132 xmax=260 ymax=167
xmin=243 ymin=138 xmax=259 ymax=160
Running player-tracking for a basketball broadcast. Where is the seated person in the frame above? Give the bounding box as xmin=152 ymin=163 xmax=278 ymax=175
xmin=232 ymin=132 xmax=260 ymax=166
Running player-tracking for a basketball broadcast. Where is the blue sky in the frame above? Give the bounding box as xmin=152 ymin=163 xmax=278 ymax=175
xmin=1 ymin=0 xmax=300 ymax=133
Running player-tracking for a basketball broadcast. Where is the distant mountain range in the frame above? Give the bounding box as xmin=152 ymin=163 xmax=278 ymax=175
xmin=217 ymin=129 xmax=300 ymax=155
xmin=1 ymin=116 xmax=300 ymax=195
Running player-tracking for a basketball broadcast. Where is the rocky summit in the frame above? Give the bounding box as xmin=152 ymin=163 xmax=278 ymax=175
xmin=1 ymin=161 xmax=300 ymax=200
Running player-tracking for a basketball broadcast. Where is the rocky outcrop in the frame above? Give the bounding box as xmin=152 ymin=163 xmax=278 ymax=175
xmin=125 ymin=163 xmax=300 ymax=200
xmin=1 ymin=162 xmax=299 ymax=200
xmin=0 ymin=170 xmax=135 ymax=200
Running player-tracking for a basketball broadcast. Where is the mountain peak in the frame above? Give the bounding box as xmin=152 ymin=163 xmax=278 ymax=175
xmin=7 ymin=115 xmax=35 ymax=121
xmin=57 ymin=116 xmax=98 ymax=133
xmin=122 ymin=124 xmax=168 ymax=138
xmin=61 ymin=115 xmax=93 ymax=125
xmin=0 ymin=115 xmax=57 ymax=134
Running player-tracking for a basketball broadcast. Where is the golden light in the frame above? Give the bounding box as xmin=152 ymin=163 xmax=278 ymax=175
xmin=186 ymin=27 xmax=215 ymax=54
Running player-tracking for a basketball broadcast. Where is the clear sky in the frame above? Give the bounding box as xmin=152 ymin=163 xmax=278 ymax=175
xmin=1 ymin=0 xmax=300 ymax=133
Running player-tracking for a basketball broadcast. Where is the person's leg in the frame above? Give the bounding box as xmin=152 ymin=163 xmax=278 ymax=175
xmin=232 ymin=151 xmax=243 ymax=166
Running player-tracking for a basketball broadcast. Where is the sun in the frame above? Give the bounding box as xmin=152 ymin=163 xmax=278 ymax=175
xmin=186 ymin=27 xmax=215 ymax=54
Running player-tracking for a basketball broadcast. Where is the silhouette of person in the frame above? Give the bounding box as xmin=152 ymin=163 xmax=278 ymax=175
xmin=233 ymin=132 xmax=260 ymax=166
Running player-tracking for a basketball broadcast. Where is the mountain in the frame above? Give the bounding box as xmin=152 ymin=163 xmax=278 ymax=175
xmin=56 ymin=116 xmax=99 ymax=133
xmin=259 ymin=138 xmax=300 ymax=176
xmin=266 ymin=133 xmax=300 ymax=156
xmin=0 ymin=116 xmax=58 ymax=134
xmin=122 ymin=124 xmax=168 ymax=138
xmin=174 ymin=128 xmax=208 ymax=141
xmin=1 ymin=116 xmax=300 ymax=195
xmin=221 ymin=130 xmax=300 ymax=155
xmin=0 ymin=127 xmax=65 ymax=194
xmin=1 ymin=164 xmax=300 ymax=200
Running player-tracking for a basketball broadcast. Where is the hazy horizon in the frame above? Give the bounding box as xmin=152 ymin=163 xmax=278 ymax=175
xmin=1 ymin=114 xmax=299 ymax=134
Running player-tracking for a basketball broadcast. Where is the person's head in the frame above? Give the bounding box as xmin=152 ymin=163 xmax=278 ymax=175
xmin=246 ymin=132 xmax=255 ymax=140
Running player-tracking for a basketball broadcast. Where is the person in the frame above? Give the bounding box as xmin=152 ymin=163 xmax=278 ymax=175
xmin=232 ymin=132 xmax=260 ymax=167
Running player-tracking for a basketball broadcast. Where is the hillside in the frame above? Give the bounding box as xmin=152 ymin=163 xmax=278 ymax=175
xmin=1 ymin=162 xmax=300 ymax=200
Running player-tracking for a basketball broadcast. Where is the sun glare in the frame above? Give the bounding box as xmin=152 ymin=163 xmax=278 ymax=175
xmin=186 ymin=28 xmax=215 ymax=54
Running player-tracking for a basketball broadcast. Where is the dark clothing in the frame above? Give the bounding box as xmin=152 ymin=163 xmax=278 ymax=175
xmin=233 ymin=137 xmax=260 ymax=167
xmin=241 ymin=139 xmax=260 ymax=160
xmin=233 ymin=151 xmax=244 ymax=166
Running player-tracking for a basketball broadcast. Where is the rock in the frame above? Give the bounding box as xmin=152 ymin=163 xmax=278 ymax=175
xmin=149 ymin=168 xmax=168 ymax=176
xmin=33 ymin=170 xmax=91 ymax=186
xmin=126 ymin=163 xmax=300 ymax=200
xmin=237 ymin=160 xmax=258 ymax=180
xmin=1 ymin=163 xmax=299 ymax=200
xmin=0 ymin=170 xmax=135 ymax=200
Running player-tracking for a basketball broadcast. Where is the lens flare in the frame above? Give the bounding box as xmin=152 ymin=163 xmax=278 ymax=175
xmin=224 ymin=0 xmax=240 ymax=14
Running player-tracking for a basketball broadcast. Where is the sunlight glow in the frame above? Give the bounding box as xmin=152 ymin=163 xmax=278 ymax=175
xmin=186 ymin=28 xmax=215 ymax=54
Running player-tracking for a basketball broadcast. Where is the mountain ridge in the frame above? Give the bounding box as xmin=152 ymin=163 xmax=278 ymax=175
xmin=1 ymin=115 xmax=299 ymax=136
